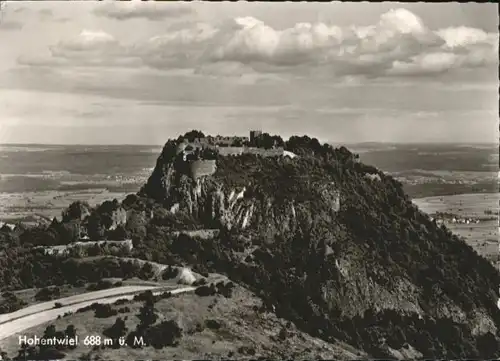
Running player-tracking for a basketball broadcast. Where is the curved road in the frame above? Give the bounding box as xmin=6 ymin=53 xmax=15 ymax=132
xmin=0 ymin=286 xmax=158 ymax=325
xmin=0 ymin=282 xmax=218 ymax=341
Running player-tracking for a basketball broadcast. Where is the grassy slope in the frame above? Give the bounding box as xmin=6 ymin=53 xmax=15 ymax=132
xmin=0 ymin=286 xmax=365 ymax=360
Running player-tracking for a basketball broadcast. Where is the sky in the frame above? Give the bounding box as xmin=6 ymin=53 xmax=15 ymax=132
xmin=0 ymin=1 xmax=498 ymax=145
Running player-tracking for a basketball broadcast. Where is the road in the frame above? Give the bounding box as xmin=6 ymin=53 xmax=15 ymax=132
xmin=0 ymin=284 xmax=208 ymax=340
xmin=0 ymin=286 xmax=159 ymax=325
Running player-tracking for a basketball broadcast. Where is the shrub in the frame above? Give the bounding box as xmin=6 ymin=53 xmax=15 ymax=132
xmin=94 ymin=304 xmax=118 ymax=318
xmin=205 ymin=319 xmax=223 ymax=330
xmin=195 ymin=285 xmax=217 ymax=297
xmin=113 ymin=298 xmax=128 ymax=306
xmin=145 ymin=320 xmax=183 ymax=348
xmin=86 ymin=280 xmax=114 ymax=291
xmin=216 ymin=281 xmax=234 ymax=298
xmin=193 ymin=278 xmax=207 ymax=286
xmin=0 ymin=292 xmax=27 ymax=314
xmin=103 ymin=317 xmax=128 ymax=340
xmin=35 ymin=287 xmax=61 ymax=302
xmin=238 ymin=345 xmax=256 ymax=356
xmin=161 ymin=265 xmax=179 ymax=280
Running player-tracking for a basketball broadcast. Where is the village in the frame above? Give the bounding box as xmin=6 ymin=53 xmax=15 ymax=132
xmin=430 ymin=211 xmax=482 ymax=225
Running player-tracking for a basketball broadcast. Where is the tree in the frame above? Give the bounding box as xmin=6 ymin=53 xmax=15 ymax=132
xmin=254 ymin=133 xmax=276 ymax=149
xmin=139 ymin=262 xmax=155 ymax=280
xmin=137 ymin=298 xmax=158 ymax=330
xmin=62 ymin=201 xmax=90 ymax=223
xmin=35 ymin=287 xmax=60 ymax=302
xmin=146 ymin=320 xmax=183 ymax=348
xmin=65 ymin=325 xmax=77 ymax=349
xmin=87 ymin=213 xmax=105 ymax=240
xmin=125 ymin=211 xmax=147 ymax=242
xmin=43 ymin=324 xmax=57 ymax=339
xmin=108 ymin=224 xmax=128 ymax=241
xmin=103 ymin=317 xmax=128 ymax=348
xmin=65 ymin=324 xmax=76 ymax=338
xmin=180 ymin=130 xmax=205 ymax=142
xmin=15 ymin=342 xmax=37 ymax=360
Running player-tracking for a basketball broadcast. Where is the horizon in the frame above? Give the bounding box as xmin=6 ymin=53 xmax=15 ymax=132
xmin=0 ymin=2 xmax=498 ymax=144
xmin=0 ymin=140 xmax=497 ymax=147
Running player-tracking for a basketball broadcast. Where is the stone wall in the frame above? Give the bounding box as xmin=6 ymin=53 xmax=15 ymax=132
xmin=190 ymin=160 xmax=217 ymax=180
xmin=215 ymin=146 xmax=286 ymax=158
xmin=244 ymin=147 xmax=285 ymax=157
xmin=218 ymin=147 xmax=245 ymax=156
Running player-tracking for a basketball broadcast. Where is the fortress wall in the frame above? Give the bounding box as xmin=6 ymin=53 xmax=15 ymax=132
xmin=190 ymin=160 xmax=217 ymax=180
xmin=218 ymin=147 xmax=244 ymax=156
xmin=244 ymin=147 xmax=285 ymax=157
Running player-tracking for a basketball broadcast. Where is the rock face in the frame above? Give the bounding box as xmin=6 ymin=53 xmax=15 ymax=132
xmin=141 ymin=155 xmax=340 ymax=236
xmin=109 ymin=207 xmax=127 ymax=230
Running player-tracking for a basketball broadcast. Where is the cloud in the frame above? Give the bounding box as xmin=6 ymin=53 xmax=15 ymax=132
xmin=39 ymin=9 xmax=53 ymax=18
xmin=207 ymin=8 xmax=497 ymax=77
xmin=137 ymin=23 xmax=219 ymax=69
xmin=94 ymin=2 xmax=194 ymax=21
xmin=19 ymin=8 xmax=499 ymax=79
xmin=19 ymin=30 xmax=140 ymax=68
xmin=0 ymin=21 xmax=23 ymax=30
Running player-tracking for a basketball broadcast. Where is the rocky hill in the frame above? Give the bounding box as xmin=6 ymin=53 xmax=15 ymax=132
xmin=1 ymin=132 xmax=499 ymax=359
xmin=136 ymin=133 xmax=500 ymax=358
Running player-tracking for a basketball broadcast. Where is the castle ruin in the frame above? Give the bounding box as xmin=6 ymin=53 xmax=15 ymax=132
xmin=176 ymin=130 xmax=296 ymax=180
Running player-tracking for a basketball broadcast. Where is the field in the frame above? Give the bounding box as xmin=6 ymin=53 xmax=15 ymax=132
xmin=0 ymin=145 xmax=157 ymax=224
xmin=0 ymin=190 xmax=130 ymax=225
xmin=355 ymin=143 xmax=497 ymax=198
xmin=414 ymin=193 xmax=499 ymax=264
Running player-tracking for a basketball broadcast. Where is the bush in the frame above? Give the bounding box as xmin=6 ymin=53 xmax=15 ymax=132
xmin=86 ymin=280 xmax=114 ymax=291
xmin=103 ymin=317 xmax=128 ymax=341
xmin=205 ymin=319 xmax=223 ymax=330
xmin=145 ymin=320 xmax=183 ymax=348
xmin=161 ymin=265 xmax=179 ymax=280
xmin=216 ymin=281 xmax=234 ymax=298
xmin=139 ymin=262 xmax=155 ymax=280
xmin=113 ymin=298 xmax=128 ymax=306
xmin=0 ymin=292 xmax=27 ymax=314
xmin=94 ymin=304 xmax=118 ymax=318
xmin=134 ymin=290 xmax=155 ymax=303
xmin=193 ymin=278 xmax=207 ymax=286
xmin=238 ymin=345 xmax=256 ymax=356
xmin=195 ymin=284 xmax=217 ymax=297
xmin=35 ymin=287 xmax=61 ymax=302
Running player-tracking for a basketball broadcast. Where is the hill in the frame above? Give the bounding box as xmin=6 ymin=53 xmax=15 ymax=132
xmin=137 ymin=132 xmax=500 ymax=358
xmin=1 ymin=131 xmax=499 ymax=359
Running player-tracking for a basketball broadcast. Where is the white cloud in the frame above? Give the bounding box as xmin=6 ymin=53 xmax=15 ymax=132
xmin=19 ymin=30 xmax=140 ymax=68
xmin=17 ymin=8 xmax=499 ymax=79
xmin=389 ymin=52 xmax=458 ymax=76
xmin=438 ymin=26 xmax=492 ymax=48
xmin=94 ymin=2 xmax=194 ymax=21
